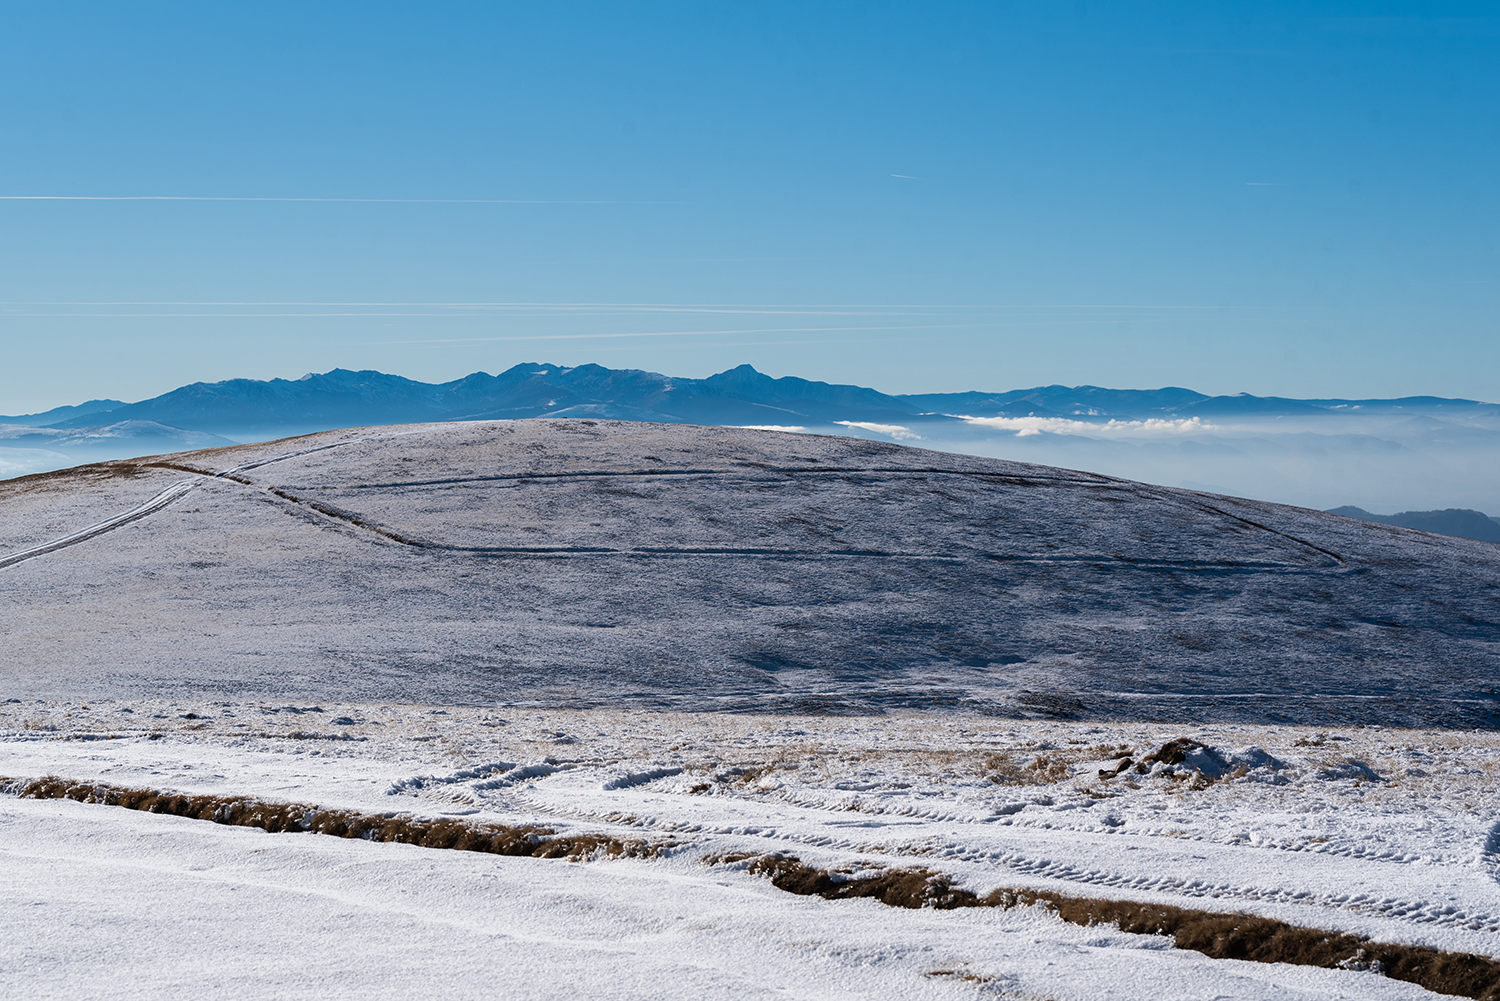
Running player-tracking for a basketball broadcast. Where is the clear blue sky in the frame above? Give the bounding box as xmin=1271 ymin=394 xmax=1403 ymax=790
xmin=1 ymin=2 xmax=1496 ymax=412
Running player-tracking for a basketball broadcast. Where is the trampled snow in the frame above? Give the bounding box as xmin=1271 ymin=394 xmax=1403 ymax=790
xmin=4 ymin=701 xmax=1496 ymax=1000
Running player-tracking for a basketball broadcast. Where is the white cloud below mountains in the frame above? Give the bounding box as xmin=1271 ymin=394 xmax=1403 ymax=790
xmin=960 ymin=415 xmax=1213 ymax=437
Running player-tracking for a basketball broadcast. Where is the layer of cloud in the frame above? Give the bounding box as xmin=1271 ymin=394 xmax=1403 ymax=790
xmin=0 ymin=447 xmax=70 ymax=479
xmin=961 ymin=416 xmax=1212 ymax=438
xmin=835 ymin=421 xmax=923 ymax=440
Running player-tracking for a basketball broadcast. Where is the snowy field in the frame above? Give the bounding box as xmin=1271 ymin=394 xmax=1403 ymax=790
xmin=1 ymin=420 xmax=1497 ymax=727
xmin=2 ymin=420 xmax=1498 ymax=997
xmin=4 ymin=701 xmax=1500 ymax=1000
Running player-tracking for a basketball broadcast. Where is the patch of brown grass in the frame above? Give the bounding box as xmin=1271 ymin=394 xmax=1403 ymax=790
xmin=724 ymin=853 xmax=1500 ymax=1001
xmin=10 ymin=776 xmax=662 ymax=860
xmin=981 ymin=751 xmax=1072 ymax=785
xmin=0 ymin=461 xmax=156 ymax=499
xmin=141 ymin=461 xmax=253 ymax=484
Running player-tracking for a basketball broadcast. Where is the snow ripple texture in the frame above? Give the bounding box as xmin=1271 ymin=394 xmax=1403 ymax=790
xmin=0 ymin=420 xmax=1497 ymax=727
xmin=7 ymin=700 xmax=1500 ymax=973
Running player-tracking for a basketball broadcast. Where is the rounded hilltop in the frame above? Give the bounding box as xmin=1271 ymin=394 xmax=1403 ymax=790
xmin=0 ymin=419 xmax=1495 ymax=726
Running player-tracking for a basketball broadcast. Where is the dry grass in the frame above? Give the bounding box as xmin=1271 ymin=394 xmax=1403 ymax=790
xmin=981 ymin=750 xmax=1074 ymax=786
xmin=0 ymin=460 xmax=158 ymax=499
xmin=924 ymin=967 xmax=1058 ymax=999
xmin=9 ymin=776 xmax=664 ymax=860
xmin=265 ymin=487 xmax=432 ymax=546
xmin=726 ymin=853 xmax=1500 ymax=1001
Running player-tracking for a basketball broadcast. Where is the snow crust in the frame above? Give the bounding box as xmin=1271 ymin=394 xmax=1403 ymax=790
xmin=3 ymin=702 xmax=1498 ymax=999
xmin=0 ymin=420 xmax=1496 ymax=727
xmin=2 ymin=420 xmax=1498 ymax=997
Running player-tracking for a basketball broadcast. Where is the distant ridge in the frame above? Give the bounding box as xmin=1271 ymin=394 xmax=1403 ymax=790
xmin=1327 ymin=506 xmax=1500 ymax=543
xmin=5 ymin=364 xmax=1499 ymax=527
xmin=38 ymin=364 xmax=927 ymax=436
xmin=20 ymin=362 xmax=1499 ymax=435
xmin=0 ymin=398 xmax=126 ymax=426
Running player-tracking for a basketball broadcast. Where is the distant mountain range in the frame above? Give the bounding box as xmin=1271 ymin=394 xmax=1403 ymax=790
xmin=1326 ymin=507 xmax=1500 ymax=543
xmin=5 ymin=362 xmax=1496 ymax=434
xmin=3 ymin=362 xmax=1499 ymax=538
xmin=0 ymin=397 xmax=127 ymax=426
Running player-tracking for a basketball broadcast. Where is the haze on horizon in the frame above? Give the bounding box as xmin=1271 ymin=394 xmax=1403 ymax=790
xmin=1 ymin=2 xmax=1497 ymax=414
xmin=5 ymin=360 xmax=1500 ymax=520
xmin=6 ymin=10 xmax=1500 ymax=998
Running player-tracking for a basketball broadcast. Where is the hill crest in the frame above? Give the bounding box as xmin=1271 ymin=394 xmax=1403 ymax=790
xmin=1 ymin=419 xmax=1495 ymax=727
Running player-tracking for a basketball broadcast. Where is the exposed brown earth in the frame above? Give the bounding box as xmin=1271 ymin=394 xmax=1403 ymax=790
xmin=11 ymin=772 xmax=1500 ymax=997
xmin=727 ymin=853 xmax=1500 ymax=1001
xmin=0 ymin=459 xmax=156 ymax=498
xmin=6 ymin=776 xmax=663 ymax=860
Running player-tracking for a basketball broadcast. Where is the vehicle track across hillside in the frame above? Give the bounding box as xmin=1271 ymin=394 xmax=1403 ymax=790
xmin=2 ymin=449 xmax=1346 ymax=573
xmin=0 ymin=420 xmax=1492 ymax=726
xmin=0 ymin=435 xmax=389 ymax=571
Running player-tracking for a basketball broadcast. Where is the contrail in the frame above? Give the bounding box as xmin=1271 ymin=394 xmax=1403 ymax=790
xmin=0 ymin=300 xmax=1274 ymax=310
xmin=0 ymin=196 xmax=678 ymax=204
xmin=376 ymin=323 xmax=1000 ymax=344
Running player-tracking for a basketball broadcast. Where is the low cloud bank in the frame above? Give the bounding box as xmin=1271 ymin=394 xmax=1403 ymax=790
xmin=835 ymin=421 xmax=923 ymax=440
xmin=961 ymin=415 xmax=1213 ymax=437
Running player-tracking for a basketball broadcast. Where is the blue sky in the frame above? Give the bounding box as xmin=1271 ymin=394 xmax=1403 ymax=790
xmin=1 ymin=2 xmax=1496 ymax=412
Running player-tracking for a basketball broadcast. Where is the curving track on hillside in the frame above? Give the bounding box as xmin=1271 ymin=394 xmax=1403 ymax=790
xmin=0 ymin=419 xmax=1493 ymax=725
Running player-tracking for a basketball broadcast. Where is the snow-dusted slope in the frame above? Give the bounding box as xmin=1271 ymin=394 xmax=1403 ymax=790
xmin=0 ymin=419 xmax=1496 ymax=726
xmin=3 ymin=702 xmax=1497 ymax=1000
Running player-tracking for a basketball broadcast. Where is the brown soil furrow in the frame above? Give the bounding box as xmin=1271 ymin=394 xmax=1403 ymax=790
xmin=5 ymin=776 xmax=663 ymax=860
xmin=0 ymin=479 xmax=198 ymax=570
xmin=721 ymin=853 xmax=1500 ymax=1001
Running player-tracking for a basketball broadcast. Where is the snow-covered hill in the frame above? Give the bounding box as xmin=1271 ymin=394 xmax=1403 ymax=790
xmin=1 ymin=420 xmax=1495 ymax=727
xmin=7 ymin=365 xmax=1500 ymax=518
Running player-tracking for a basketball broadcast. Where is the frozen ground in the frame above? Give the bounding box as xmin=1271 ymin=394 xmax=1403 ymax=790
xmin=0 ymin=420 xmax=1497 ymax=727
xmin=3 ymin=420 xmax=1498 ymax=997
xmin=4 ymin=702 xmax=1499 ymax=999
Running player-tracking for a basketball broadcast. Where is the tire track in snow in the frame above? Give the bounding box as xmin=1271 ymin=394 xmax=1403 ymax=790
xmin=495 ymin=781 xmax=1500 ymax=936
xmin=0 ymin=435 xmax=392 ymax=572
xmin=318 ymin=465 xmax=1119 ymax=490
xmin=950 ymin=848 xmax=1500 ymax=931
xmin=2 ymin=427 xmax=1352 ymax=574
xmin=0 ymin=479 xmax=199 ymax=570
xmin=1129 ymin=483 xmax=1347 ymax=566
xmin=233 ymin=480 xmax=1340 ymax=571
